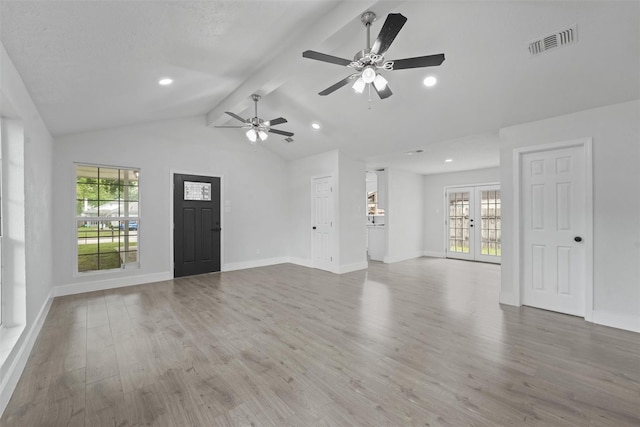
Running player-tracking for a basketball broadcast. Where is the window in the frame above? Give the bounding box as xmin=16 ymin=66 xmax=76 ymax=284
xmin=76 ymin=165 xmax=139 ymax=273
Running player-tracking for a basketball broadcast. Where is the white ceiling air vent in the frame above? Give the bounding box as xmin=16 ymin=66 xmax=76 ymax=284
xmin=528 ymin=24 xmax=577 ymax=56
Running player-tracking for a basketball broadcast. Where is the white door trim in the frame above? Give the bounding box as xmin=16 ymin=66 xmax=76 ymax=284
xmin=512 ymin=138 xmax=593 ymax=321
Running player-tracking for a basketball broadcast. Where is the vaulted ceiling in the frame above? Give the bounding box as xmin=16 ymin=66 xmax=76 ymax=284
xmin=1 ymin=1 xmax=639 ymax=174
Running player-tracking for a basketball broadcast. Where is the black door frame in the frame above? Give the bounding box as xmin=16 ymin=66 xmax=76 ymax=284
xmin=172 ymin=172 xmax=222 ymax=277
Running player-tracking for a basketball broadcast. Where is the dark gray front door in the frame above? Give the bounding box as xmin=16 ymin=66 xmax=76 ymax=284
xmin=173 ymin=174 xmax=221 ymax=277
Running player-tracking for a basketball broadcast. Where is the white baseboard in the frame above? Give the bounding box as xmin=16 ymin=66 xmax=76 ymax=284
xmin=499 ymin=291 xmax=518 ymax=306
xmin=497 ymin=294 xmax=639 ymax=333
xmin=335 ymin=261 xmax=368 ymax=274
xmin=0 ymin=288 xmax=54 ymax=417
xmin=591 ymin=310 xmax=640 ymax=333
xmin=54 ymin=272 xmax=172 ymax=297
xmin=287 ymin=257 xmax=314 ymax=269
xmin=423 ymin=251 xmax=445 ymax=258
xmin=223 ymin=257 xmax=289 ymax=272
xmin=383 ymin=252 xmax=423 ymax=264
xmin=287 ymin=257 xmax=367 ymax=275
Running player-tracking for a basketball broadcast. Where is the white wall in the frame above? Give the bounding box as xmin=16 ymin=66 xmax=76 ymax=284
xmin=423 ymin=167 xmax=500 ymax=257
xmin=385 ymin=168 xmax=425 ymax=263
xmin=0 ymin=43 xmax=55 ymax=415
xmin=500 ymin=100 xmax=640 ymax=332
xmin=338 ymin=151 xmax=367 ymax=270
xmin=287 ymin=149 xmax=367 ymax=273
xmin=287 ymin=149 xmax=339 ymax=267
xmin=53 ymin=117 xmax=290 ymax=292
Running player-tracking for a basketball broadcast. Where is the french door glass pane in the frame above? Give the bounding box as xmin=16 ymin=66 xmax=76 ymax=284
xmin=480 ymin=190 xmax=501 ymax=256
xmin=449 ymin=192 xmax=470 ymax=253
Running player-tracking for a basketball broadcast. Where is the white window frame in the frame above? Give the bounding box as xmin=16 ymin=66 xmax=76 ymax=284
xmin=75 ymin=163 xmax=141 ymax=274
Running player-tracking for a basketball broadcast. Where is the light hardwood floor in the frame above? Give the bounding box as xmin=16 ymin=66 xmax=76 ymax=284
xmin=2 ymin=258 xmax=639 ymax=426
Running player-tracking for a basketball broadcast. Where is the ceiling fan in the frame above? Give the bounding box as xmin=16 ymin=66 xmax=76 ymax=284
xmin=302 ymin=11 xmax=445 ymax=99
xmin=215 ymin=94 xmax=294 ymax=143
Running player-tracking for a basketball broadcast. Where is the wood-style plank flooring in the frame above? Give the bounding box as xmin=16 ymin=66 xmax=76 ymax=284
xmin=2 ymin=258 xmax=639 ymax=426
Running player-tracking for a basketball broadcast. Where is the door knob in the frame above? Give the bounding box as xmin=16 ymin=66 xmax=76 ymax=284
xmin=574 ymin=236 xmax=582 ymax=242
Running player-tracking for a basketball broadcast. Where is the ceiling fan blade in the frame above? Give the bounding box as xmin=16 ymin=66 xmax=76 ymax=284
xmin=371 ymin=13 xmax=407 ymax=56
xmin=303 ymin=50 xmax=352 ymax=66
xmin=318 ymin=73 xmax=359 ymax=96
xmin=390 ymin=53 xmax=445 ymax=70
xmin=373 ymin=82 xmax=393 ymax=99
xmin=268 ymin=117 xmax=288 ymax=126
xmin=214 ymin=125 xmax=248 ymax=128
xmin=225 ymin=111 xmax=247 ymax=123
xmin=268 ymin=128 xmax=294 ymax=137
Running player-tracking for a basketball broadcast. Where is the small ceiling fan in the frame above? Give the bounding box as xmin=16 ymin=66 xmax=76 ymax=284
xmin=215 ymin=94 xmax=294 ymax=143
xmin=302 ymin=11 xmax=445 ymax=99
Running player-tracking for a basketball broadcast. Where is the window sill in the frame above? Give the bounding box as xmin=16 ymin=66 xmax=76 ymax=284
xmin=0 ymin=324 xmax=26 ymax=370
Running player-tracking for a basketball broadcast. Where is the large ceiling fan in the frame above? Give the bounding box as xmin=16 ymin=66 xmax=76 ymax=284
xmin=303 ymin=11 xmax=445 ymax=99
xmin=215 ymin=94 xmax=294 ymax=143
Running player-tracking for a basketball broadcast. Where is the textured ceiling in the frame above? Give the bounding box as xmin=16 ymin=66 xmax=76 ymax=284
xmin=1 ymin=0 xmax=639 ymax=174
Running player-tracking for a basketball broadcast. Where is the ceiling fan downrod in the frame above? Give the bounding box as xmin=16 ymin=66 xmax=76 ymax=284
xmin=251 ymin=93 xmax=261 ymax=121
xmin=361 ymin=11 xmax=376 ymax=50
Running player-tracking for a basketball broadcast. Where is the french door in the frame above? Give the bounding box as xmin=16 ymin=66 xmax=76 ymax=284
xmin=446 ymin=185 xmax=501 ymax=263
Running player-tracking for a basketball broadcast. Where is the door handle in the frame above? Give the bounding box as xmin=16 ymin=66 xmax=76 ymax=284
xmin=574 ymin=236 xmax=582 ymax=242
xmin=312 ymin=226 xmax=317 ymax=230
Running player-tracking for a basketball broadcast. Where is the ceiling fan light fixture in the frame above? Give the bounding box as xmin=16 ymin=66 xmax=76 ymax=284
xmin=373 ymin=74 xmax=388 ymax=91
xmin=258 ymin=130 xmax=268 ymax=141
xmin=362 ymin=66 xmax=376 ymax=84
xmin=423 ymin=76 xmax=437 ymax=87
xmin=352 ymin=77 xmax=366 ymax=93
xmin=246 ymin=129 xmax=258 ymax=143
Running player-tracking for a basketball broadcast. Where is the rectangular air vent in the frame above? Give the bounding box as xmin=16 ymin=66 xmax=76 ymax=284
xmin=528 ymin=24 xmax=577 ymax=56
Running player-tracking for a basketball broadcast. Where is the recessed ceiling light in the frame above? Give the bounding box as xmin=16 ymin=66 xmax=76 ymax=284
xmin=158 ymin=78 xmax=173 ymax=86
xmin=423 ymin=76 xmax=437 ymax=87
xmin=445 ymin=158 xmax=453 ymax=163
xmin=311 ymin=122 xmax=320 ymax=130
xmin=405 ymin=149 xmax=425 ymax=156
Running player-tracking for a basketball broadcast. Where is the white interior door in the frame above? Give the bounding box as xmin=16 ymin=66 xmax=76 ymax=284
xmin=521 ymin=145 xmax=586 ymax=316
xmin=312 ymin=176 xmax=333 ymax=270
xmin=446 ymin=185 xmax=501 ymax=263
